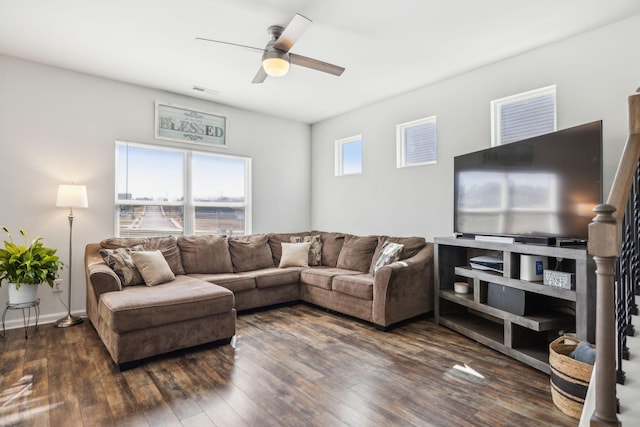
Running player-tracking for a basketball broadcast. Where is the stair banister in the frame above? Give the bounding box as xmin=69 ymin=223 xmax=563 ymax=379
xmin=588 ymin=89 xmax=640 ymax=427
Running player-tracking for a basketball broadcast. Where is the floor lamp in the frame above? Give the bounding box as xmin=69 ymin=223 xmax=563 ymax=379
xmin=56 ymin=184 xmax=88 ymax=327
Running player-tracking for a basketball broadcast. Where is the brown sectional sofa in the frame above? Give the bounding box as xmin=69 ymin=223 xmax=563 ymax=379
xmin=84 ymin=231 xmax=434 ymax=367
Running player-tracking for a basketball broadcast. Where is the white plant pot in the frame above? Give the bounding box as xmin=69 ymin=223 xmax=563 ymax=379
xmin=7 ymin=283 xmax=39 ymax=304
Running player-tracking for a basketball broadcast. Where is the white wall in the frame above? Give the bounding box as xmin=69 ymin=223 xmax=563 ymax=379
xmin=310 ymin=14 xmax=640 ymax=240
xmin=0 ymin=55 xmax=310 ymax=326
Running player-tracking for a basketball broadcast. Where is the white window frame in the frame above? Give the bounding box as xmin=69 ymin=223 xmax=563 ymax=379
xmin=396 ymin=115 xmax=437 ymax=168
xmin=334 ymin=135 xmax=362 ymax=176
xmin=490 ymin=85 xmax=557 ymax=146
xmin=115 ymin=140 xmax=251 ymax=237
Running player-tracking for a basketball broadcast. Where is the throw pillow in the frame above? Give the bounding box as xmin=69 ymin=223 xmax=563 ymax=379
xmin=279 ymin=242 xmax=312 ymax=268
xmin=131 ymin=250 xmax=176 ymax=286
xmin=268 ymin=232 xmax=309 ymax=265
xmin=373 ymin=242 xmax=404 ymax=273
xmin=290 ymin=235 xmax=322 ymax=266
xmin=99 ymin=245 xmax=145 ymax=286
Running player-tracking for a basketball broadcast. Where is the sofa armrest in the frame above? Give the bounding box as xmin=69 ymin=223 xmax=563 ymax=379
xmin=85 ymin=243 xmax=122 ymax=298
xmin=372 ymin=243 xmax=434 ymax=328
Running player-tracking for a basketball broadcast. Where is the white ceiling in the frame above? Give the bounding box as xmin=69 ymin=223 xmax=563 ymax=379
xmin=1 ymin=0 xmax=639 ymax=124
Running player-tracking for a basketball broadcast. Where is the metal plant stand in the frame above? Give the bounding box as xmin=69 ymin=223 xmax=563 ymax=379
xmin=1 ymin=298 xmax=40 ymax=339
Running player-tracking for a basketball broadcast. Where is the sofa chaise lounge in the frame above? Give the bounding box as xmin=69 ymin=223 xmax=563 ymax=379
xmin=84 ymin=231 xmax=434 ymax=367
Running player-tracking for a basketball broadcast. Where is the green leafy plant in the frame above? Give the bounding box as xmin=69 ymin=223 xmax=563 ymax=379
xmin=0 ymin=227 xmax=63 ymax=290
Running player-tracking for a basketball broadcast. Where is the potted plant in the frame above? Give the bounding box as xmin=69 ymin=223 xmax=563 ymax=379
xmin=0 ymin=227 xmax=63 ymax=304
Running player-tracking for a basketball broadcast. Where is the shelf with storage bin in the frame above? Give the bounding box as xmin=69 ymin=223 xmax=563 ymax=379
xmin=434 ymin=236 xmax=596 ymax=374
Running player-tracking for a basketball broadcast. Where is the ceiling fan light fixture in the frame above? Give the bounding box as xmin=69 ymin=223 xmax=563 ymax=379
xmin=262 ymin=57 xmax=290 ymax=77
xmin=262 ymin=47 xmax=290 ymax=77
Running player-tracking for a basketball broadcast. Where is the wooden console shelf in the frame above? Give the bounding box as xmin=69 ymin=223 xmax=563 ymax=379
xmin=434 ymin=236 xmax=596 ymax=373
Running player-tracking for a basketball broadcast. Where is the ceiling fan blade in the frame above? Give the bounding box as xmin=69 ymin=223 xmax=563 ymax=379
xmin=273 ymin=13 xmax=312 ymax=52
xmin=195 ymin=37 xmax=265 ymax=54
xmin=251 ymin=66 xmax=268 ymax=84
xmin=290 ymin=53 xmax=345 ymax=76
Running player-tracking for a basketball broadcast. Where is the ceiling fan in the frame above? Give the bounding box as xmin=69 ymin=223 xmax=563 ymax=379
xmin=196 ymin=13 xmax=345 ymax=84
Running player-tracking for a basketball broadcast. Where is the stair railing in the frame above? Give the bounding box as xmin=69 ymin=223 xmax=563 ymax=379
xmin=588 ymin=89 xmax=640 ymax=427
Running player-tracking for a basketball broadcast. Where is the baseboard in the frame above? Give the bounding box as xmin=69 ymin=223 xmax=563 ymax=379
xmin=2 ymin=310 xmax=87 ymax=331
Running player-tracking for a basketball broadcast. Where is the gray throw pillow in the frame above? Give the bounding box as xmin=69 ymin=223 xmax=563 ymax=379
xmin=99 ymin=245 xmax=145 ymax=287
xmin=373 ymin=242 xmax=404 ymax=273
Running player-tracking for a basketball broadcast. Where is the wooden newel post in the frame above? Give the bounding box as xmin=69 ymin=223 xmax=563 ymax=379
xmin=588 ymin=204 xmax=621 ymax=427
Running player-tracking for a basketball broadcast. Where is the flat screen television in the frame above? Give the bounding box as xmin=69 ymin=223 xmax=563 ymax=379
xmin=454 ymin=121 xmax=602 ymax=243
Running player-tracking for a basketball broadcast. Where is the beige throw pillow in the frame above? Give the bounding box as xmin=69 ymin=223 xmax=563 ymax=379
xmin=290 ymin=235 xmax=322 ymax=266
xmin=279 ymin=242 xmax=312 ymax=268
xmin=131 ymin=250 xmax=176 ymax=286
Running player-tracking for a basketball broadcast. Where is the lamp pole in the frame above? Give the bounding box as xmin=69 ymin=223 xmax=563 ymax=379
xmin=55 ymin=184 xmax=88 ymax=328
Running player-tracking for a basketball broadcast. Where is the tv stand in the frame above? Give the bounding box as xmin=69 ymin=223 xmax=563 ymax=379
xmin=434 ymin=236 xmax=596 ymax=373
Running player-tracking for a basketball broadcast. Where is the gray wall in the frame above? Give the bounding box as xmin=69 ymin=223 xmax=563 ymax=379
xmin=310 ymin=14 xmax=640 ymax=240
xmin=0 ymin=55 xmax=311 ymax=326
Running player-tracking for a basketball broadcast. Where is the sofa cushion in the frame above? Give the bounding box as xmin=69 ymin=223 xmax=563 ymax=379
xmin=243 ymin=267 xmax=303 ymax=289
xmin=300 ymin=267 xmax=361 ymax=290
xmin=144 ymin=236 xmax=186 ymax=275
xmin=177 ymin=235 xmax=234 ymax=274
xmin=336 ymin=235 xmax=378 ymax=273
xmin=100 ymin=237 xmax=147 ymax=249
xmin=98 ymin=276 xmax=234 ymax=333
xmin=372 ymin=242 xmax=404 ymax=274
xmin=131 ymin=250 xmax=176 ymax=286
xmin=332 ymin=274 xmax=374 ymax=300
xmin=228 ymin=234 xmax=274 ymax=272
xmin=311 ymin=231 xmax=346 ymax=267
xmin=369 ymin=236 xmax=427 ymax=273
xmin=290 ymin=235 xmax=322 ymax=266
xmin=279 ymin=242 xmax=311 ymax=268
xmin=99 ymin=245 xmax=145 ymax=287
xmin=268 ymin=232 xmax=309 ymax=265
xmin=188 ymin=273 xmax=256 ymax=293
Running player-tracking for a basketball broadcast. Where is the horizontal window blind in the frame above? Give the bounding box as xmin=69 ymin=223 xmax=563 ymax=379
xmin=405 ymin=121 xmax=436 ymax=165
xmin=500 ymin=93 xmax=555 ymax=144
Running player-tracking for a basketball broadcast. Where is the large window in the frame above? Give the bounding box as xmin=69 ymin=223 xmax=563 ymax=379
xmin=335 ymin=135 xmax=362 ymax=176
xmin=396 ymin=115 xmax=437 ymax=168
xmin=116 ymin=141 xmax=251 ymax=237
xmin=491 ymin=85 xmax=556 ymax=146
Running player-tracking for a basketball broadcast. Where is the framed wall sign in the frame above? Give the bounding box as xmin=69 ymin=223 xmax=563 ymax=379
xmin=155 ymin=102 xmax=226 ymax=147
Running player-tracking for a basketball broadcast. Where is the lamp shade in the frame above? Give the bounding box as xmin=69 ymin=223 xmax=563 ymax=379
xmin=56 ymin=184 xmax=88 ymax=208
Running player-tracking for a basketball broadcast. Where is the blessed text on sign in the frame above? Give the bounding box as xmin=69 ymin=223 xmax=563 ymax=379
xmin=155 ymin=102 xmax=226 ymax=147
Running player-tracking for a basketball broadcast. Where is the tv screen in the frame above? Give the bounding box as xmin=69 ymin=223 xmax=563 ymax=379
xmin=454 ymin=121 xmax=602 ymax=241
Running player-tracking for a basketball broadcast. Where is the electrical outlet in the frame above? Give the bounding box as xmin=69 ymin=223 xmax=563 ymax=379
xmin=53 ymin=278 xmax=63 ymax=293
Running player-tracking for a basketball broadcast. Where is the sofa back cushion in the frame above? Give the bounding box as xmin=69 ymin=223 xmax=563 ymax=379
xmin=143 ymin=236 xmax=186 ymax=275
xmin=312 ymin=231 xmax=346 ymax=267
xmin=228 ymin=234 xmax=274 ymax=272
xmin=336 ymin=235 xmax=378 ymax=273
xmin=368 ymin=236 xmax=427 ymax=273
xmin=178 ymin=235 xmax=234 ymax=274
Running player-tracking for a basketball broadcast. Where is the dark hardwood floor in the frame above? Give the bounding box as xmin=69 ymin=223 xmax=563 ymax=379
xmin=0 ymin=304 xmax=576 ymax=426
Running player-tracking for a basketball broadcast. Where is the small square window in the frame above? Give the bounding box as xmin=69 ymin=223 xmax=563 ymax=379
xmin=396 ymin=116 xmax=437 ymax=168
xmin=491 ymin=85 xmax=556 ymax=146
xmin=335 ymin=135 xmax=362 ymax=176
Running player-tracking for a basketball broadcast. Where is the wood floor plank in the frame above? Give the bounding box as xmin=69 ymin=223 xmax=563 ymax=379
xmin=1 ymin=304 xmax=577 ymax=426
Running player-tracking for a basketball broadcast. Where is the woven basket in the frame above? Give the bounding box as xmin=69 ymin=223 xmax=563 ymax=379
xmin=549 ymin=336 xmax=594 ymax=419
